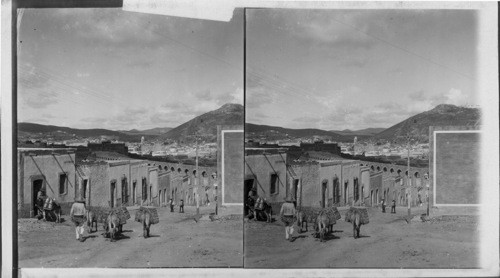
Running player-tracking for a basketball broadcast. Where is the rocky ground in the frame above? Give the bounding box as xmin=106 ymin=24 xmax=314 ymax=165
xmin=244 ymin=206 xmax=480 ymax=268
xmin=18 ymin=205 xmax=243 ymax=268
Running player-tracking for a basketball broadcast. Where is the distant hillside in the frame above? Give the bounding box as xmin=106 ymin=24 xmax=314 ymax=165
xmin=330 ymin=128 xmax=386 ymax=137
xmin=161 ymin=103 xmax=243 ymax=143
xmin=373 ymin=104 xmax=481 ymax=143
xmin=246 ymin=123 xmax=349 ymax=142
xmin=17 ymin=122 xmax=148 ymax=142
xmin=120 ymin=127 xmax=173 ymax=136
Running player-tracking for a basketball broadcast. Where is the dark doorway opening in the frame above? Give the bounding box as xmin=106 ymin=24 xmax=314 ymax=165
xmin=321 ymin=181 xmax=328 ymax=208
xmin=244 ymin=179 xmax=254 ymax=216
xmin=110 ymin=181 xmax=116 ymax=208
xmin=32 ymin=179 xmax=43 ymax=214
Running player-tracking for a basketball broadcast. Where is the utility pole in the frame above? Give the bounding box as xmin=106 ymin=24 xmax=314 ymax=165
xmin=406 ymin=119 xmax=416 ymax=219
xmin=425 ymin=173 xmax=430 ymax=216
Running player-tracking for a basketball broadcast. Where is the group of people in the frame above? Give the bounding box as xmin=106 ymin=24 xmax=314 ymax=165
xmin=380 ymin=199 xmax=397 ymax=214
xmin=169 ymin=198 xmax=185 ymax=213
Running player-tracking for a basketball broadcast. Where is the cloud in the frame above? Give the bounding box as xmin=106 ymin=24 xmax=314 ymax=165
xmin=294 ymin=116 xmax=321 ymax=124
xmin=443 ymin=88 xmax=470 ymax=106
xmin=408 ymin=90 xmax=426 ymax=101
xmin=76 ymin=72 xmax=90 ymax=78
xmin=293 ymin=11 xmax=377 ymax=50
xmin=246 ymin=86 xmax=276 ymax=109
xmin=193 ymin=89 xmax=213 ymax=101
xmin=126 ymin=60 xmax=154 ymax=69
xmin=215 ymin=87 xmax=243 ymax=106
xmin=80 ymin=106 xmax=151 ymax=129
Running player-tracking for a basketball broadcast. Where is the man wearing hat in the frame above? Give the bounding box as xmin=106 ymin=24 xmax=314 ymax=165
xmin=70 ymin=197 xmax=88 ymax=242
xmin=280 ymin=195 xmax=297 ymax=242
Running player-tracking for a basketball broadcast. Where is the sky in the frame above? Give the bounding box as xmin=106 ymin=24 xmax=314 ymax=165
xmin=18 ymin=8 xmax=243 ymax=130
xmin=246 ymin=9 xmax=478 ymax=130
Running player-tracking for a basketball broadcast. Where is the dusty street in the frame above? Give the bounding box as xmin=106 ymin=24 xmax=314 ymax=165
xmin=19 ymin=205 xmax=243 ymax=268
xmin=244 ymin=206 xmax=480 ymax=268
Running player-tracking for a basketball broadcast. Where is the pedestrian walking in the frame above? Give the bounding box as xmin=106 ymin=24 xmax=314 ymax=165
xmin=381 ymin=199 xmax=386 ymax=213
xmin=169 ymin=198 xmax=174 ymax=212
xmin=179 ymin=199 xmax=184 ymax=213
xmin=70 ymin=197 xmax=87 ymax=242
xmin=391 ymin=199 xmax=396 ymax=213
xmin=280 ymin=195 xmax=297 ymax=242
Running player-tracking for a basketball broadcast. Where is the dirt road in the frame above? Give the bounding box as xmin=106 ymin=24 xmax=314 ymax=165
xmin=244 ymin=206 xmax=479 ymax=268
xmin=19 ymin=205 xmax=243 ymax=268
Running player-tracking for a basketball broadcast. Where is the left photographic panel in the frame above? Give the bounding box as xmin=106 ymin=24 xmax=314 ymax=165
xmin=17 ymin=7 xmax=244 ymax=268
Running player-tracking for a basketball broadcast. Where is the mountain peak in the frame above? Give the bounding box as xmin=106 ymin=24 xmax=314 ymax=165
xmin=217 ymin=103 xmax=243 ymax=112
xmin=431 ymin=104 xmax=460 ymax=113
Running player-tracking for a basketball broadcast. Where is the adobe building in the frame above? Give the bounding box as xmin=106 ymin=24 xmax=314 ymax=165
xmin=369 ymin=171 xmax=383 ymax=206
xmin=76 ymin=159 xmax=149 ymax=208
xmin=288 ymin=158 xmax=369 ymax=208
xmin=217 ymin=125 xmax=244 ymax=206
xmin=17 ymin=148 xmax=78 ymax=217
xmin=360 ymin=160 xmax=428 ymax=208
xmin=244 ymin=148 xmax=288 ymax=206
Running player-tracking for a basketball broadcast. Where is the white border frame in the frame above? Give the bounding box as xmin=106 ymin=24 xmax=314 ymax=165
xmin=433 ymin=130 xmax=482 ymax=207
xmin=221 ymin=129 xmax=244 ymax=206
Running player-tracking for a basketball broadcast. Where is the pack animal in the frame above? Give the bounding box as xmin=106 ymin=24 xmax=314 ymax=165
xmin=296 ymin=210 xmax=307 ymax=233
xmin=350 ymin=209 xmax=363 ymax=239
xmin=254 ymin=198 xmax=273 ymax=223
xmin=43 ymin=198 xmax=61 ymax=223
xmin=86 ymin=210 xmax=97 ymax=233
xmin=104 ymin=212 xmax=120 ymax=242
xmin=316 ymin=211 xmax=330 ymax=242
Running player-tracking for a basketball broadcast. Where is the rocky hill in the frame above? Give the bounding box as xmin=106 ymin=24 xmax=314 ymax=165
xmin=372 ymin=104 xmax=481 ymax=143
xmin=161 ymin=103 xmax=244 ymax=143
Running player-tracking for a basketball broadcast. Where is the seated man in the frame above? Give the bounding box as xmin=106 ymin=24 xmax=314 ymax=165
xmin=35 ymin=196 xmax=45 ymax=220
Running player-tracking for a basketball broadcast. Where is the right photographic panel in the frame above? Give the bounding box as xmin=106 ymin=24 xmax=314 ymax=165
xmin=244 ymin=8 xmax=482 ymax=268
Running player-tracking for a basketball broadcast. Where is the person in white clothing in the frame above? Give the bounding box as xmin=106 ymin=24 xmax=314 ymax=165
xmin=70 ymin=197 xmax=87 ymax=242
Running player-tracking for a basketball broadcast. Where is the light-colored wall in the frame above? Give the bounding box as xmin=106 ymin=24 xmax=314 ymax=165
xmin=245 ymin=153 xmax=287 ymax=204
xmin=77 ymin=163 xmax=109 ymax=208
xmin=148 ymin=167 xmax=159 ymax=206
xmin=341 ymin=161 xmax=361 ymax=206
xmin=19 ymin=152 xmax=77 ymax=217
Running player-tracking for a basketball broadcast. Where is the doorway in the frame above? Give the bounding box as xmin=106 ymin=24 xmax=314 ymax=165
xmin=344 ymin=181 xmax=349 ymax=205
xmin=32 ymin=179 xmax=43 ymax=214
xmin=110 ymin=181 xmax=116 ymax=208
xmin=244 ymin=179 xmax=254 ymax=216
xmin=132 ymin=181 xmax=136 ymax=205
xmin=321 ymin=181 xmax=328 ymax=208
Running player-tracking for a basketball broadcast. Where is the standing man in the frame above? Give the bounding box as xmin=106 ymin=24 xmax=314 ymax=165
xmin=70 ymin=197 xmax=87 ymax=242
xmin=179 ymin=199 xmax=184 ymax=213
xmin=169 ymin=198 xmax=175 ymax=212
xmin=280 ymin=195 xmax=297 ymax=242
xmin=381 ymin=199 xmax=386 ymax=213
xmin=391 ymin=199 xmax=396 ymax=214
